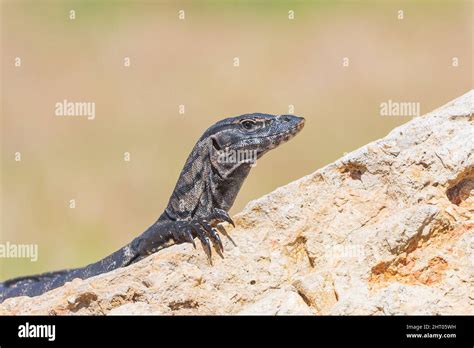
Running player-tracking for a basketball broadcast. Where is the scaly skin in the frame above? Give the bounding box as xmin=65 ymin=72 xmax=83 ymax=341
xmin=0 ymin=113 xmax=305 ymax=302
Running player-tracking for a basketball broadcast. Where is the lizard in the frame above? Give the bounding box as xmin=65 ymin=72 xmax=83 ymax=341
xmin=0 ymin=113 xmax=305 ymax=302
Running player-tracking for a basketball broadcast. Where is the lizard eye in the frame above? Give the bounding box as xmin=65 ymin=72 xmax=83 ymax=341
xmin=241 ymin=120 xmax=256 ymax=130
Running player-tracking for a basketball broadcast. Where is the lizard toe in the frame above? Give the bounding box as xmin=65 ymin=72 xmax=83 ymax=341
xmin=172 ymin=221 xmax=196 ymax=248
xmin=199 ymin=220 xmax=224 ymax=258
xmin=191 ymin=223 xmax=213 ymax=265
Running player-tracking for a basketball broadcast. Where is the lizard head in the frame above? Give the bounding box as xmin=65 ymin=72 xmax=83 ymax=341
xmin=205 ymin=113 xmax=305 ymax=167
xmin=164 ymin=113 xmax=305 ymax=220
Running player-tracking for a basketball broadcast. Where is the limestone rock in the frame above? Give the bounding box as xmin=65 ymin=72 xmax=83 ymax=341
xmin=1 ymin=90 xmax=473 ymax=315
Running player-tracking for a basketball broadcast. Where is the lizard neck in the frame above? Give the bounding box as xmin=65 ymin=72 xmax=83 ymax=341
xmin=160 ymin=138 xmax=251 ymax=222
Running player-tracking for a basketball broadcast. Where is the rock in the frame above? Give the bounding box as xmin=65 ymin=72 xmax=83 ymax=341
xmin=1 ymin=90 xmax=472 ymax=315
xmin=237 ymin=288 xmax=314 ymax=315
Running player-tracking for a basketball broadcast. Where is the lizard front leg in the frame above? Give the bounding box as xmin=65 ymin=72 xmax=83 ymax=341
xmin=131 ymin=208 xmax=235 ymax=265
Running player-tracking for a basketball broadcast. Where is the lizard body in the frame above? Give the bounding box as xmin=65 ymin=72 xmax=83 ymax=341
xmin=0 ymin=113 xmax=305 ymax=302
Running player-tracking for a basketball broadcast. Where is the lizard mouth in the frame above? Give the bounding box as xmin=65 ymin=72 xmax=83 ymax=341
xmin=228 ymin=116 xmax=305 ymax=151
xmin=266 ymin=116 xmax=305 ymax=145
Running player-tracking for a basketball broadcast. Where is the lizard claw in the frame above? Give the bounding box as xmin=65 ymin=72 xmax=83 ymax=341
xmin=212 ymin=208 xmax=235 ymax=227
xmin=183 ymin=226 xmax=196 ymax=249
xmin=199 ymin=220 xmax=224 ymax=257
xmin=191 ymin=223 xmax=213 ymax=265
xmin=173 ymin=210 xmax=233 ymax=264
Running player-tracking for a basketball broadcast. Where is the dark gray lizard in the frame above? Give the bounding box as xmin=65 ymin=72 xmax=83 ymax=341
xmin=0 ymin=113 xmax=305 ymax=302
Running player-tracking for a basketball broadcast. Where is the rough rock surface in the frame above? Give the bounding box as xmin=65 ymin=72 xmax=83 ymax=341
xmin=1 ymin=91 xmax=473 ymax=315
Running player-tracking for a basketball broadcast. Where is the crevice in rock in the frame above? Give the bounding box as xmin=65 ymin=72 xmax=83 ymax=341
xmin=340 ymin=162 xmax=367 ymax=181
xmin=285 ymin=235 xmax=315 ymax=268
xmin=168 ymin=299 xmax=199 ymax=311
xmin=446 ymin=166 xmax=473 ymax=206
xmin=296 ymin=289 xmax=312 ymax=307
xmin=66 ymin=292 xmax=98 ymax=312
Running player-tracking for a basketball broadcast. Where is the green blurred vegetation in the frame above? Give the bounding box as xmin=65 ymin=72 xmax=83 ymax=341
xmin=1 ymin=0 xmax=472 ymax=279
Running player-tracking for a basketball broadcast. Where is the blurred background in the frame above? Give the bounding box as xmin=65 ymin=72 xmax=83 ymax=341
xmin=1 ymin=0 xmax=472 ymax=279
